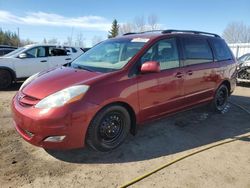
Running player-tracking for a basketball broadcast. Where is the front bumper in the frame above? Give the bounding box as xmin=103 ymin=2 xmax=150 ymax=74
xmin=11 ymin=92 xmax=99 ymax=149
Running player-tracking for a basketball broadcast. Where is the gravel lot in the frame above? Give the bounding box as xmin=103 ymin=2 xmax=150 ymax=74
xmin=0 ymin=83 xmax=249 ymax=188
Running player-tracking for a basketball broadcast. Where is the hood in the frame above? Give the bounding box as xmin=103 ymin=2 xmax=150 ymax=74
xmin=241 ymin=60 xmax=250 ymax=67
xmin=22 ymin=66 xmax=104 ymax=99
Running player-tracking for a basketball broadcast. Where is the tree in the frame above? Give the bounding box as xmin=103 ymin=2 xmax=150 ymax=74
xmin=20 ymin=38 xmax=34 ymax=46
xmin=75 ymin=33 xmax=85 ymax=47
xmin=222 ymin=22 xmax=250 ymax=43
xmin=134 ymin=16 xmax=146 ymax=32
xmin=92 ymin=35 xmax=103 ymax=46
xmin=43 ymin=38 xmax=47 ymax=44
xmin=148 ymin=14 xmax=159 ymax=30
xmin=108 ymin=19 xmax=119 ymax=38
xmin=48 ymin=38 xmax=58 ymax=44
xmin=119 ymin=23 xmax=135 ymax=35
xmin=119 ymin=14 xmax=160 ymax=35
xmin=0 ymin=29 xmax=20 ymax=47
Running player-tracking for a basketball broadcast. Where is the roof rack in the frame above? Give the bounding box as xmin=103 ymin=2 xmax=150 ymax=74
xmin=123 ymin=30 xmax=163 ymax=36
xmin=123 ymin=32 xmax=138 ymax=36
xmin=162 ymin=29 xmax=220 ymax=38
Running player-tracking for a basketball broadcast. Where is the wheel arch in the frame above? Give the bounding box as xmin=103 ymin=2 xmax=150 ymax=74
xmin=219 ymin=80 xmax=231 ymax=95
xmin=94 ymin=101 xmax=137 ymax=136
xmin=0 ymin=66 xmax=16 ymax=81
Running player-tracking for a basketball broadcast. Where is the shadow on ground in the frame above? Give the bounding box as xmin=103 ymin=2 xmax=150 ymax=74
xmin=46 ymin=95 xmax=250 ymax=164
xmin=237 ymin=82 xmax=250 ymax=88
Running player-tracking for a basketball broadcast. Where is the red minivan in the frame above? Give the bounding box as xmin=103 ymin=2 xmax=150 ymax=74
xmin=12 ymin=30 xmax=237 ymax=151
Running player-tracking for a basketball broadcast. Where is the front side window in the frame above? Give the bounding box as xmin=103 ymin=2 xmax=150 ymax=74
xmin=72 ymin=38 xmax=149 ymax=72
xmin=25 ymin=47 xmax=46 ymax=58
xmin=183 ymin=38 xmax=213 ymax=66
xmin=141 ymin=38 xmax=179 ymax=70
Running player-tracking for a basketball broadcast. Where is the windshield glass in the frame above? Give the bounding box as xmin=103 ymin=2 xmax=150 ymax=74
xmin=3 ymin=47 xmax=25 ymax=57
xmin=71 ymin=38 xmax=149 ymax=72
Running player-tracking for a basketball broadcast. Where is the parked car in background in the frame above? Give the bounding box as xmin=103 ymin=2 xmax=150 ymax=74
xmin=237 ymin=60 xmax=250 ymax=83
xmin=236 ymin=53 xmax=250 ymax=83
xmin=81 ymin=47 xmax=90 ymax=52
xmin=0 ymin=44 xmax=84 ymax=88
xmin=238 ymin=53 xmax=250 ymax=63
xmin=0 ymin=45 xmax=17 ymax=56
xmin=12 ymin=30 xmax=237 ymax=152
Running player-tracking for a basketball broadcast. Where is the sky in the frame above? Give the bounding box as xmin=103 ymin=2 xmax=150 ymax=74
xmin=0 ymin=0 xmax=249 ymax=47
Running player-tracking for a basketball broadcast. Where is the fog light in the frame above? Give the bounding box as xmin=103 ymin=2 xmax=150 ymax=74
xmin=44 ymin=135 xmax=66 ymax=142
xmin=24 ymin=130 xmax=34 ymax=138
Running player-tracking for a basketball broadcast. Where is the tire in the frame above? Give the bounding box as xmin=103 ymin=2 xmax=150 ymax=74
xmin=0 ymin=69 xmax=12 ymax=89
xmin=211 ymin=84 xmax=229 ymax=113
xmin=86 ymin=105 xmax=131 ymax=152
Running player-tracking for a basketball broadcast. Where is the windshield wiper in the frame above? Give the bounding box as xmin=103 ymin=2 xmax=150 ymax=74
xmin=73 ymin=64 xmax=94 ymax=72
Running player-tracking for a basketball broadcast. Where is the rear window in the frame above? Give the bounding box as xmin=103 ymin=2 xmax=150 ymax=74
xmin=182 ymin=37 xmax=213 ymax=66
xmin=210 ymin=39 xmax=232 ymax=61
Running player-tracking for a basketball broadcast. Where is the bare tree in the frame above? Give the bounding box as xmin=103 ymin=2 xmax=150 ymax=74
xmin=43 ymin=38 xmax=47 ymax=44
xmin=48 ymin=38 xmax=58 ymax=45
xmin=119 ymin=23 xmax=135 ymax=35
xmin=20 ymin=38 xmax=35 ymax=46
xmin=92 ymin=35 xmax=103 ymax=46
xmin=148 ymin=14 xmax=159 ymax=30
xmin=75 ymin=33 xmax=85 ymax=47
xmin=134 ymin=16 xmax=146 ymax=32
xmin=66 ymin=36 xmax=72 ymax=46
xmin=222 ymin=22 xmax=250 ymax=43
xmin=119 ymin=14 xmax=160 ymax=35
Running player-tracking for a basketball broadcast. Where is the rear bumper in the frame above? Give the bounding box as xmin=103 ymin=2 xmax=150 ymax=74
xmin=11 ymin=93 xmax=100 ymax=149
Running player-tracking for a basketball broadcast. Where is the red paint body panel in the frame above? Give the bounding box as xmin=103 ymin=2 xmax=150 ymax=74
xmin=11 ymin=32 xmax=237 ymax=149
xmin=12 ymin=93 xmax=100 ymax=149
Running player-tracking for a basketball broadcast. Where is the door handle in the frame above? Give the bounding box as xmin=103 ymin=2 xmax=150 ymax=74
xmin=40 ymin=60 xmax=47 ymax=63
xmin=186 ymin=70 xmax=193 ymax=75
xmin=175 ymin=72 xmax=184 ymax=78
xmin=65 ymin=58 xmax=71 ymax=61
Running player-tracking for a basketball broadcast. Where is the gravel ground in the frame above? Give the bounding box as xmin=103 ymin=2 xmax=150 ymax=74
xmin=0 ymin=83 xmax=249 ymax=188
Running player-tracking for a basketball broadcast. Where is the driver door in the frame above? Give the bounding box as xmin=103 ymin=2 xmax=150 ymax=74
xmin=137 ymin=38 xmax=184 ymax=122
xmin=14 ymin=46 xmax=49 ymax=78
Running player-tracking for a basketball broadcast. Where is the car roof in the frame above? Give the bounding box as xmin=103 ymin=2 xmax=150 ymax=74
xmin=0 ymin=45 xmax=17 ymax=49
xmin=23 ymin=44 xmax=79 ymax=49
xmin=118 ymin=29 xmax=221 ymax=40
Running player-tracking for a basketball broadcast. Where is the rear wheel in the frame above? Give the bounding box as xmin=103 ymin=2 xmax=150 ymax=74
xmin=211 ymin=84 xmax=229 ymax=113
xmin=0 ymin=70 xmax=12 ymax=89
xmin=86 ymin=105 xmax=131 ymax=152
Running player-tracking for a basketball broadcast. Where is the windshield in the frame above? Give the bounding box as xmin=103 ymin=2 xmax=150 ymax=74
xmin=71 ymin=38 xmax=149 ymax=72
xmin=3 ymin=47 xmax=25 ymax=57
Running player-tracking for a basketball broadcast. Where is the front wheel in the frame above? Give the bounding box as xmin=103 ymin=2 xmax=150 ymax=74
xmin=86 ymin=105 xmax=131 ymax=152
xmin=211 ymin=84 xmax=229 ymax=113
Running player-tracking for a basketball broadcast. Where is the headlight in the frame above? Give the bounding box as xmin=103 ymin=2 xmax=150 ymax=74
xmin=35 ymin=85 xmax=89 ymax=109
xmin=19 ymin=73 xmax=39 ymax=91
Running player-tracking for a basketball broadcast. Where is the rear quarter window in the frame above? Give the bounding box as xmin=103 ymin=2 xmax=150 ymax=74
xmin=182 ymin=37 xmax=213 ymax=66
xmin=209 ymin=38 xmax=232 ymax=61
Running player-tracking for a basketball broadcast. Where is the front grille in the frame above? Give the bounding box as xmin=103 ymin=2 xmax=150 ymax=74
xmin=18 ymin=92 xmax=40 ymax=107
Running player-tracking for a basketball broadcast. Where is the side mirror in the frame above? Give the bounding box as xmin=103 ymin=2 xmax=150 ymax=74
xmin=19 ymin=53 xmax=27 ymax=59
xmin=141 ymin=61 xmax=160 ymax=73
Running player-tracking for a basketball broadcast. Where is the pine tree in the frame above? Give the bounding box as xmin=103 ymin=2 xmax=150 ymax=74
xmin=108 ymin=19 xmax=119 ymax=38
